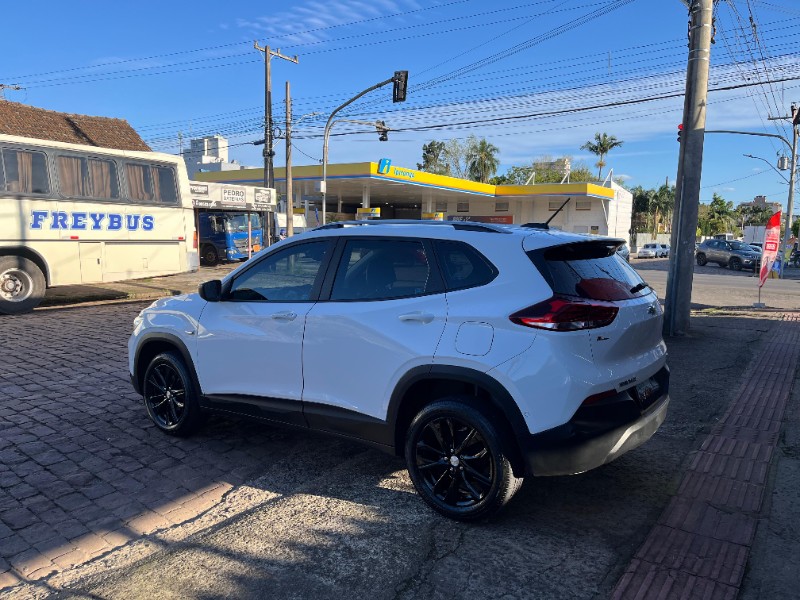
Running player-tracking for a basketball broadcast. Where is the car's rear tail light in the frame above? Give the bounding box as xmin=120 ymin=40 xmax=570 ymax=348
xmin=510 ymin=296 xmax=618 ymax=331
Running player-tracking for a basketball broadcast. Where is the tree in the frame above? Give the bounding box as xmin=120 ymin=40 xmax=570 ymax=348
xmin=580 ymin=132 xmax=623 ymax=179
xmin=735 ymin=203 xmax=773 ymax=228
xmin=466 ymin=137 xmax=500 ymax=183
xmin=488 ymin=155 xmax=594 ymax=186
xmin=631 ymin=186 xmax=654 ymax=233
xmin=489 ymin=166 xmax=531 ymax=185
xmin=443 ymin=138 xmax=469 ymax=179
xmin=417 ymin=141 xmax=449 ymax=175
xmin=650 ymin=184 xmax=675 ymax=237
xmin=702 ymin=193 xmax=735 ymax=235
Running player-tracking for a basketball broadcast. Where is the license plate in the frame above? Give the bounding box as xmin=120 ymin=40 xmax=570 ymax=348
xmin=635 ymin=378 xmax=659 ymax=405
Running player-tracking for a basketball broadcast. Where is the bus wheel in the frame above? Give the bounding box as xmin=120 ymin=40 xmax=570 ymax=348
xmin=0 ymin=256 xmax=46 ymax=315
xmin=201 ymin=245 xmax=219 ymax=266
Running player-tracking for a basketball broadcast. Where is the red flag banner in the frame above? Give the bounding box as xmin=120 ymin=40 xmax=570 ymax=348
xmin=759 ymin=209 xmax=782 ymax=287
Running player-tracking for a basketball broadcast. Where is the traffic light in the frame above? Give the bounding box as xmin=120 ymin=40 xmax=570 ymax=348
xmin=677 ymin=123 xmax=684 ymax=143
xmin=393 ymin=71 xmax=408 ymax=103
xmin=376 ymin=120 xmax=389 ymax=142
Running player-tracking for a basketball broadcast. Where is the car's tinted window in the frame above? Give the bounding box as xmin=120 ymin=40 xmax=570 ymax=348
xmin=531 ymin=241 xmax=649 ymax=301
xmin=434 ymin=240 xmax=497 ymax=291
xmin=228 ymin=241 xmax=329 ymax=302
xmin=729 ymin=241 xmax=753 ymax=252
xmin=331 ymin=239 xmax=433 ymax=301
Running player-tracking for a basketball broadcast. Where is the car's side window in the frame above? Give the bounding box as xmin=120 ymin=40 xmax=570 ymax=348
xmin=228 ymin=241 xmax=329 ymax=302
xmin=434 ymin=240 xmax=497 ymax=291
xmin=330 ymin=238 xmax=433 ymax=301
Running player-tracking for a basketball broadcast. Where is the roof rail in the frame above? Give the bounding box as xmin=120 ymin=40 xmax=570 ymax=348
xmin=314 ymin=219 xmax=510 ymax=234
xmin=521 ymin=222 xmax=549 ymax=230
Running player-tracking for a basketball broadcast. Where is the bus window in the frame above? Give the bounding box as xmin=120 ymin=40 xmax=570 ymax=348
xmin=154 ymin=166 xmax=177 ymax=204
xmin=125 ymin=163 xmax=178 ymax=204
xmin=1 ymin=148 xmax=50 ymax=194
xmin=88 ymin=158 xmax=120 ymax=199
xmin=58 ymin=155 xmax=120 ymax=200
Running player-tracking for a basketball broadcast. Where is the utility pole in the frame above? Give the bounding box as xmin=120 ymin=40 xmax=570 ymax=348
xmin=768 ymin=104 xmax=799 ymax=270
xmin=664 ymin=0 xmax=714 ymax=337
xmin=253 ymin=43 xmax=298 ymax=189
xmin=285 ymin=81 xmax=294 ymax=238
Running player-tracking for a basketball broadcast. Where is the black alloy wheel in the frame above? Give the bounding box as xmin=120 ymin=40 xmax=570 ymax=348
xmin=405 ymin=398 xmax=522 ymax=521
xmin=696 ymin=253 xmax=707 ymax=266
xmin=142 ymin=351 xmax=202 ymax=436
xmin=729 ymin=257 xmax=742 ymax=271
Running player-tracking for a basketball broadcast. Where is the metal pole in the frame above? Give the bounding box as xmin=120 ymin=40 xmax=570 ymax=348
xmin=266 ymin=46 xmax=273 ymax=189
xmin=780 ymin=110 xmax=798 ymax=276
xmin=322 ymin=76 xmax=395 ymax=226
xmin=664 ymin=0 xmax=713 ymax=336
xmin=285 ymin=80 xmax=294 ymax=238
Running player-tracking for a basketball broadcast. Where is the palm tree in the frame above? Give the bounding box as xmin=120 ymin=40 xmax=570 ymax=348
xmin=466 ymin=138 xmax=500 ymax=183
xmin=580 ymin=133 xmax=624 ymax=179
xmin=650 ymin=184 xmax=675 ymax=237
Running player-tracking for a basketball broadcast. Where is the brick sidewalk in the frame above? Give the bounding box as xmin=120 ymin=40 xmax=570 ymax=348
xmin=612 ymin=314 xmax=800 ymax=599
xmin=0 ymin=304 xmax=289 ymax=591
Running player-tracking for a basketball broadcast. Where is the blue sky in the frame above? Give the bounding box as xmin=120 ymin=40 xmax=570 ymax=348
xmin=2 ymin=0 xmax=799 ymax=207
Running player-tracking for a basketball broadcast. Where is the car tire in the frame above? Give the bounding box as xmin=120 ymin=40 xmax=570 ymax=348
xmin=729 ymin=257 xmax=742 ymax=271
xmin=0 ymin=255 xmax=46 ymax=315
xmin=202 ymin=245 xmax=219 ymax=266
xmin=405 ymin=397 xmax=523 ymax=521
xmin=696 ymin=253 xmax=707 ymax=266
xmin=142 ymin=351 xmax=203 ymax=437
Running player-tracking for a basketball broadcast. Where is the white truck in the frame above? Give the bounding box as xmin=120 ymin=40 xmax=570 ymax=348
xmin=743 ymin=225 xmax=766 ymax=245
xmin=274 ymin=213 xmax=309 ymax=238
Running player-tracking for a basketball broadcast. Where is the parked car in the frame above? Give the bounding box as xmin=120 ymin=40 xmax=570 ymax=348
xmin=695 ymin=239 xmax=761 ymax=271
xmin=657 ymin=244 xmax=670 ymax=257
xmin=616 ymin=243 xmax=630 ymax=262
xmin=637 ymin=243 xmax=659 ymax=258
xmin=129 ymin=221 xmax=669 ymax=521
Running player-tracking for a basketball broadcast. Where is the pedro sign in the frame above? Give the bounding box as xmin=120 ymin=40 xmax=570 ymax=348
xmin=759 ymin=209 xmax=782 ymax=287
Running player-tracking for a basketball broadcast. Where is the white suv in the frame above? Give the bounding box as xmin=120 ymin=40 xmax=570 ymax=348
xmin=129 ymin=221 xmax=669 ymax=521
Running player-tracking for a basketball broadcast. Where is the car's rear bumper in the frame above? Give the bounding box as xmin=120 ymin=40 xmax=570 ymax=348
xmin=521 ymin=366 xmax=670 ymax=476
xmin=525 ymin=394 xmax=668 ymax=475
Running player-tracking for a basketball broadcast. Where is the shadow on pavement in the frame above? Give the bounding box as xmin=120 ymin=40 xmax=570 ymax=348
xmin=16 ymin=313 xmax=778 ymax=600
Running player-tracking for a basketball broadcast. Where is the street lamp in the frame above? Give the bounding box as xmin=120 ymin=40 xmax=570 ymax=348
xmin=321 ymin=72 xmax=408 ymax=226
xmin=743 ymin=154 xmax=790 ymax=184
xmin=707 ymin=127 xmax=798 ymax=277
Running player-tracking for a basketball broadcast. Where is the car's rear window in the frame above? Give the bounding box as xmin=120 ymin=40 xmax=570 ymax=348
xmin=528 ymin=241 xmax=649 ymax=301
xmin=434 ymin=240 xmax=497 ymax=291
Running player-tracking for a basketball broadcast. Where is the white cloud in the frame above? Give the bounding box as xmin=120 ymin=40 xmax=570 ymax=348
xmin=615 ymin=173 xmax=633 ymax=182
xmin=235 ymin=0 xmax=422 ymax=47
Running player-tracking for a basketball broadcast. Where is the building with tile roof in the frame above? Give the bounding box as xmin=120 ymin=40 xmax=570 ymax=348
xmin=0 ymin=101 xmax=150 ymax=152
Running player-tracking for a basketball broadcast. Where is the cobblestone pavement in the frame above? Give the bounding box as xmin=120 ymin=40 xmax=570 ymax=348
xmin=2 ymin=302 xmax=797 ymax=599
xmin=0 ymin=303 xmax=291 ymax=590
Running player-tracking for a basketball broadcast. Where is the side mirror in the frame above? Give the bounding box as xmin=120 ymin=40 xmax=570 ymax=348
xmin=198 ymin=279 xmax=223 ymax=302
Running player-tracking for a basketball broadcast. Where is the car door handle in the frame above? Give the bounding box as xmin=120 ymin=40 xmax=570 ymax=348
xmin=398 ymin=312 xmax=434 ymax=324
xmin=271 ymin=311 xmax=297 ymax=321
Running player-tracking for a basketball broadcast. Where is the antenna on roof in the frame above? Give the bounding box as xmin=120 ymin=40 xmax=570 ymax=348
xmin=521 ymin=197 xmax=571 ymax=230
xmin=0 ymin=84 xmax=22 ymax=101
xmin=545 ymin=197 xmax=571 ymax=226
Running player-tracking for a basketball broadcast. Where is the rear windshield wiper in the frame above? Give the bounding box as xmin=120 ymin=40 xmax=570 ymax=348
xmin=630 ymin=282 xmax=649 ymax=294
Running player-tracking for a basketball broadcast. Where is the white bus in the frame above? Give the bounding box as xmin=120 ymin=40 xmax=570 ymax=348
xmin=0 ymin=134 xmax=198 ymax=314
